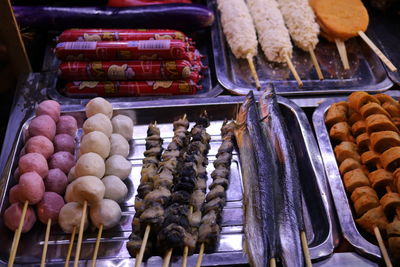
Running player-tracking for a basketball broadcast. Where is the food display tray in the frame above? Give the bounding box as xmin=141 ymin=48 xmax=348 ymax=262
xmin=208 ymin=0 xmax=393 ymax=96
xmin=0 ymin=96 xmax=335 ymax=265
xmin=312 ymin=98 xmax=381 ymax=261
xmin=367 ymin=10 xmax=400 ymax=86
xmin=41 ymin=28 xmax=223 ymax=102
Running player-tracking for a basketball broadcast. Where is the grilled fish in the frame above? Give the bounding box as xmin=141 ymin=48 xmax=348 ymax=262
xmin=234 ymin=93 xmax=267 ymax=267
xmin=259 ymin=85 xmax=305 ymax=267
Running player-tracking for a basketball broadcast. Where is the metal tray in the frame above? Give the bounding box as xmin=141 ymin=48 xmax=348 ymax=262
xmin=209 ymin=0 xmax=393 ymax=96
xmin=40 ymin=28 xmax=224 ymax=102
xmin=0 ymin=96 xmax=335 ymax=266
xmin=367 ymin=10 xmax=400 ymax=85
xmin=312 ymin=98 xmax=381 ymax=261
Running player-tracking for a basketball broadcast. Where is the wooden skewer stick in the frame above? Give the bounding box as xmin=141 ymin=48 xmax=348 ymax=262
xmin=182 ymin=206 xmax=194 ymax=267
xmin=374 ymin=226 xmax=393 ymax=267
xmin=284 ymin=55 xmax=303 ymax=88
xmin=308 ymin=47 xmax=324 ymax=80
xmin=300 ymin=231 xmax=312 ymax=267
xmin=64 ymin=226 xmax=77 ymax=267
xmin=358 ymin=31 xmax=397 ymax=72
xmin=73 ymin=200 xmax=87 ymax=267
xmin=8 ymin=200 xmax=29 ymax=267
xmin=162 ymin=248 xmax=173 ymax=267
xmin=246 ymin=54 xmax=261 ymax=91
xmin=195 ymin=243 xmax=205 ymax=267
xmin=40 ymin=218 xmax=52 ymax=267
xmin=269 ymin=258 xmax=277 ymax=267
xmin=334 ymin=39 xmax=350 ymax=70
xmin=135 ymin=224 xmax=151 ymax=267
xmin=91 ymin=224 xmax=104 ymax=267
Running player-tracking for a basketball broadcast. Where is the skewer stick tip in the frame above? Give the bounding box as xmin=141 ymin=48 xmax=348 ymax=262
xmin=135 ymin=224 xmax=151 ymax=267
xmin=373 ymin=226 xmax=393 ymax=267
xmin=91 ymin=224 xmax=103 ymax=267
xmin=40 ymin=218 xmax=52 ymax=267
xmin=300 ymin=231 xmax=312 ymax=267
xmin=162 ymin=248 xmax=173 ymax=267
xmin=334 ymin=39 xmax=350 ymax=70
xmin=246 ymin=54 xmax=261 ymax=91
xmin=64 ymin=226 xmax=77 ymax=267
xmin=285 ymin=55 xmax=303 ymax=88
xmin=308 ymin=47 xmax=324 ymax=80
xmin=358 ymin=31 xmax=397 ymax=72
xmin=73 ymin=200 xmax=87 ymax=267
xmin=195 ymin=243 xmax=205 ymax=267
xmin=182 ymin=114 xmax=187 ymax=120
xmin=269 ymin=258 xmax=276 ymax=267
xmin=8 ymin=200 xmax=29 ymax=267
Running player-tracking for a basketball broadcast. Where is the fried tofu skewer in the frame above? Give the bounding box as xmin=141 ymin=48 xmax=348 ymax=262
xmin=247 ymin=0 xmax=303 ymax=87
xmin=277 ymin=0 xmax=324 ymax=80
xmin=217 ymin=0 xmax=261 ymax=90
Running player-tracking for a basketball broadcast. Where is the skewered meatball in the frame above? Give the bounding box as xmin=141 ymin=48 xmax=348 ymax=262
xmin=36 ymin=100 xmax=61 ymax=122
xmin=25 ymin=136 xmax=54 ymax=159
xmin=4 ymin=203 xmax=36 ymax=232
xmin=105 ymin=155 xmax=132 ymax=180
xmin=111 ymin=115 xmax=134 ymax=140
xmin=49 ymin=151 xmax=75 ymax=174
xmin=85 ymin=97 xmax=113 ymax=119
xmin=19 ymin=152 xmax=48 ymax=178
xmin=59 ymin=202 xmax=89 ymax=233
xmin=53 ymin=134 xmax=75 ymax=154
xmin=9 ymin=185 xmax=21 ymax=204
xmin=109 ymin=133 xmax=130 ymax=158
xmin=19 ymin=171 xmax=45 ymax=205
xmin=75 ymin=152 xmax=105 ymax=178
xmin=69 ymin=176 xmax=105 ymax=206
xmin=68 ymin=166 xmax=76 ymax=182
xmin=28 ymin=115 xmax=56 ymax=141
xmin=79 ymin=131 xmax=110 ymax=159
xmin=56 ymin=115 xmax=78 ymax=137
xmin=44 ymin=168 xmax=68 ymax=195
xmin=83 ymin=113 xmax=112 ymax=137
xmin=102 ymin=175 xmax=128 ymax=203
xmin=90 ymin=199 xmax=122 ymax=229
xmin=36 ymin=192 xmax=65 ymax=225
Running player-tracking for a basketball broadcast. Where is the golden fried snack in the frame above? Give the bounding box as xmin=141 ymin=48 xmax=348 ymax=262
xmin=340 ymin=158 xmax=362 ymax=175
xmin=366 ymin=114 xmax=398 ymax=134
xmin=310 ymin=0 xmax=369 ymax=40
xmin=368 ymin=169 xmax=393 ymax=191
xmin=360 ymin=102 xmax=390 ymax=119
xmin=348 ymin=111 xmax=363 ymax=126
xmin=348 ymin=92 xmax=380 ymax=112
xmin=391 ymin=117 xmax=400 ymax=130
xmin=356 ymin=133 xmax=370 ymax=153
xmin=388 ymin=237 xmax=400 ymax=261
xmin=354 ymin=194 xmax=380 ymax=217
xmin=330 ymin=122 xmax=354 ymax=142
xmin=375 ymin=94 xmax=398 ymax=105
xmin=351 ymin=120 xmax=366 ymax=137
xmin=393 ymin=168 xmax=400 ymax=190
xmin=370 ymin=131 xmax=400 ymax=153
xmin=334 ymin=141 xmax=360 ymax=164
xmin=381 ymin=147 xmax=400 ymax=171
xmin=387 ymin=216 xmax=400 ymax=236
xmin=356 ymin=206 xmax=388 ymax=234
xmin=382 ymin=102 xmax=400 ymax=118
xmin=325 ymin=103 xmax=348 ymax=128
xmin=380 ymin=193 xmax=400 ymax=218
xmin=351 ymin=186 xmax=379 ymax=203
xmin=343 ymin=168 xmax=370 ymax=193
xmin=361 ymin=151 xmax=380 ymax=166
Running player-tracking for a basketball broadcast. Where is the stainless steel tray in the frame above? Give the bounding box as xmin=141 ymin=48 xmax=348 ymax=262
xmin=209 ymin=0 xmax=393 ymax=96
xmin=312 ymin=98 xmax=381 ymax=261
xmin=0 ymin=96 xmax=335 ymax=265
xmin=367 ymin=10 xmax=400 ymax=85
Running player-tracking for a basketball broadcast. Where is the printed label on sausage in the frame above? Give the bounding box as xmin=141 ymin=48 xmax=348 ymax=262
xmin=64 ymin=42 xmax=97 ymax=50
xmin=138 ymin=40 xmax=170 ymax=50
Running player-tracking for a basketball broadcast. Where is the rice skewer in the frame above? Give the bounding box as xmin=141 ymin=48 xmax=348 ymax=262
xmin=216 ymin=0 xmax=261 ymax=90
xmin=277 ymin=0 xmax=324 ymax=80
xmin=247 ymin=0 xmax=303 ymax=87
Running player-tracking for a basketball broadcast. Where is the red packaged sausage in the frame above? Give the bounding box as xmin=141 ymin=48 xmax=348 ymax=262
xmin=55 ymin=40 xmax=193 ymax=61
xmin=58 ymin=60 xmax=199 ymax=81
xmin=64 ymin=80 xmax=201 ymax=97
xmin=57 ymin=29 xmax=191 ymax=43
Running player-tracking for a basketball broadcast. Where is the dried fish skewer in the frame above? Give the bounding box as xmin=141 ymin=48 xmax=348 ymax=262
xmin=247 ymin=0 xmax=303 ymax=87
xmin=234 ymin=95 xmax=268 ymax=267
xmin=259 ymin=86 xmax=306 ymax=266
xmin=196 ymin=120 xmax=235 ymax=267
xmin=216 ymin=0 xmax=261 ymax=89
xmin=277 ymin=0 xmax=324 ymax=80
